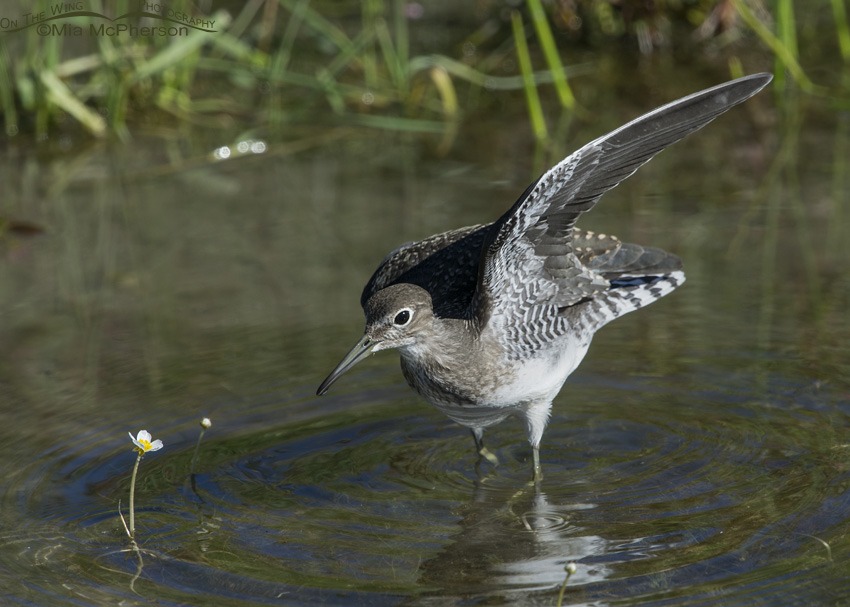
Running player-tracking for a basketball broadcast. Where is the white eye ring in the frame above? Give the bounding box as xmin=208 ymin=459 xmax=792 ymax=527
xmin=393 ymin=308 xmax=414 ymax=326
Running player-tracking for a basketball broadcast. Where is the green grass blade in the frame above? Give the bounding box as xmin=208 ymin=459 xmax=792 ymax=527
xmin=209 ymin=31 xmax=267 ymax=68
xmin=375 ymin=18 xmax=403 ymax=91
xmin=728 ymin=56 xmax=745 ymax=80
xmin=361 ymin=0 xmax=381 ymax=89
xmin=511 ymin=11 xmax=547 ymax=142
xmin=394 ymin=0 xmax=409 ymax=73
xmin=830 ymin=0 xmax=850 ymax=62
xmin=407 ymin=55 xmax=591 ymax=91
xmin=132 ymin=10 xmax=233 ymax=83
xmin=323 ymin=27 xmax=378 ymax=80
xmin=0 ymin=41 xmax=18 ymax=135
xmin=226 ymin=0 xmax=265 ymax=42
xmin=40 ymin=71 xmax=106 ymax=137
xmin=344 ymin=113 xmax=447 ymax=133
xmin=314 ymin=28 xmax=378 ymax=113
xmin=776 ymin=0 xmax=799 ymax=56
xmin=730 ymin=0 xmax=822 ymax=94
xmin=271 ymin=0 xmax=310 ymax=75
xmin=429 ymin=66 xmax=459 ymax=154
xmin=526 ymin=0 xmax=575 ymax=110
xmin=277 ymin=0 xmax=352 ymax=50
xmin=774 ymin=0 xmax=797 ymax=90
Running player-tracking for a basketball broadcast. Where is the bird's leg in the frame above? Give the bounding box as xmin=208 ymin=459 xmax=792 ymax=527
xmin=531 ymin=445 xmax=543 ymax=483
xmin=471 ymin=428 xmax=499 ymax=466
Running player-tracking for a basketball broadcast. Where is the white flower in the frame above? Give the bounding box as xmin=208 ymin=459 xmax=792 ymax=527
xmin=129 ymin=430 xmax=163 ymax=454
xmin=200 ymin=417 xmax=212 ymax=429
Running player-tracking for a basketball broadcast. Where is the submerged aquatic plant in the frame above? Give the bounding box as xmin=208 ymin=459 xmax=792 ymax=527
xmin=557 ymin=562 xmax=577 ymax=606
xmin=190 ymin=417 xmax=212 ymax=475
xmin=122 ymin=430 xmax=164 ymax=540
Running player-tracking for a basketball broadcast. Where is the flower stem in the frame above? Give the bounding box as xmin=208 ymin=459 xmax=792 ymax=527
xmin=190 ymin=427 xmax=207 ymax=475
xmin=129 ymin=452 xmax=142 ymax=538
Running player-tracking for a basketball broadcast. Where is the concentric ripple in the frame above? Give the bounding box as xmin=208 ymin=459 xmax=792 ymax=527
xmin=0 ymin=371 xmax=848 ymax=605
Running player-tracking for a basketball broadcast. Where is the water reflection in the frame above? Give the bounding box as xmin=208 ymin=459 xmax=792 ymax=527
xmin=418 ymin=485 xmax=608 ymax=596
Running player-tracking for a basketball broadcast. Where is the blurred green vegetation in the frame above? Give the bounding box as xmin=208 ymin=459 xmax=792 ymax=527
xmin=0 ymin=0 xmax=848 ymax=147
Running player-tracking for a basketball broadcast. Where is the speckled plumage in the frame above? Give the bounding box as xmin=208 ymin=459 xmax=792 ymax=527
xmin=318 ymin=73 xmax=772 ymax=480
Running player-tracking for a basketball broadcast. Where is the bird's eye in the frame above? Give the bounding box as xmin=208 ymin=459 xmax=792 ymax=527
xmin=393 ymin=309 xmax=412 ymax=326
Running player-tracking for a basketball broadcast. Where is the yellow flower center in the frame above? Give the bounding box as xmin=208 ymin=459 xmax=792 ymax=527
xmin=138 ymin=439 xmax=152 ymax=451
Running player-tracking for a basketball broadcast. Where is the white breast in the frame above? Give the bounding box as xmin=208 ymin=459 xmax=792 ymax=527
xmin=489 ymin=337 xmax=591 ymax=407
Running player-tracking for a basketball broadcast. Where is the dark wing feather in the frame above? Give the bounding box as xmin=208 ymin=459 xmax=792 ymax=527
xmin=574 ymin=230 xmax=682 ymax=278
xmin=475 ymin=73 xmax=771 ymax=352
xmin=361 ymin=224 xmax=490 ymax=318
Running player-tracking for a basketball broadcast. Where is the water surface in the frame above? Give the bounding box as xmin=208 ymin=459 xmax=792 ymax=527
xmin=1 ymin=64 xmax=849 ymax=605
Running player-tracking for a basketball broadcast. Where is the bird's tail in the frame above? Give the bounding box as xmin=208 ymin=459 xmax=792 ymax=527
xmin=590 ymin=270 xmax=686 ymax=329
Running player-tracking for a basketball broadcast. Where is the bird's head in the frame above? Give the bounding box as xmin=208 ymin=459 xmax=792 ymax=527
xmin=317 ymin=283 xmax=434 ymax=395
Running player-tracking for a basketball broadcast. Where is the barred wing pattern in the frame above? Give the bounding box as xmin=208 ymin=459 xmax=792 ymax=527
xmin=476 ymin=73 xmax=772 ymax=358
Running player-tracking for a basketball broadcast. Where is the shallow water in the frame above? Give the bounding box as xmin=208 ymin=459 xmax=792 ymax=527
xmin=1 ymin=67 xmax=849 ymax=605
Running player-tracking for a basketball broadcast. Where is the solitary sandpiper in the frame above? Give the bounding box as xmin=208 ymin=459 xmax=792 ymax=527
xmin=318 ymin=73 xmax=772 ymax=481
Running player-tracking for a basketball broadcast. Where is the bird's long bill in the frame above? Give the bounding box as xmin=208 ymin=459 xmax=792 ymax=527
xmin=316 ymin=334 xmax=375 ymax=395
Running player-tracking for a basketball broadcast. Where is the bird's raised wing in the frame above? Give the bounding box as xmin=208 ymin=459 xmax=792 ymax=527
xmin=475 ymin=73 xmax=772 ymax=344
